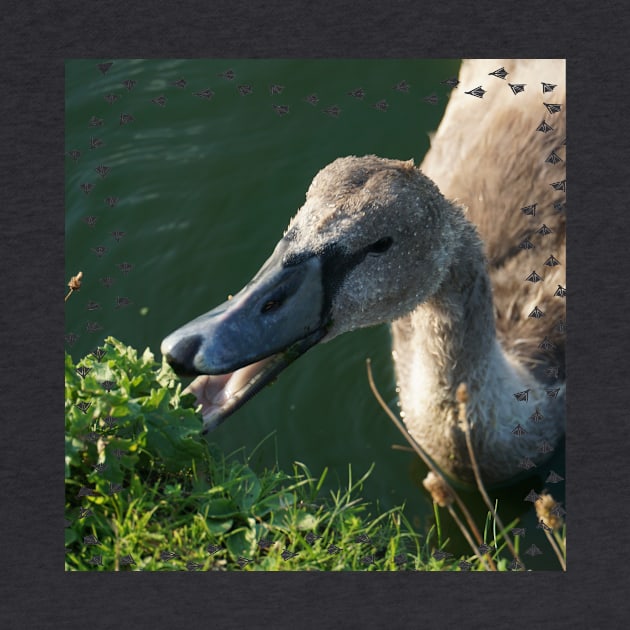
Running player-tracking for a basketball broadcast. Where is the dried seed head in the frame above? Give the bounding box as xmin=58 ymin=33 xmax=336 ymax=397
xmin=535 ymin=492 xmax=564 ymax=531
xmin=423 ymin=471 xmax=454 ymax=507
xmin=68 ymin=271 xmax=83 ymax=291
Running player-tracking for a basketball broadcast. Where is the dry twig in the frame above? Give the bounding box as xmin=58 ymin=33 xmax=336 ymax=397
xmin=457 ymin=382 xmax=523 ymax=569
xmin=366 ymin=359 xmax=496 ymax=571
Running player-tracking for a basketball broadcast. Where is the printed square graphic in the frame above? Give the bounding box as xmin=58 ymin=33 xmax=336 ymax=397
xmin=65 ymin=59 xmax=566 ymax=572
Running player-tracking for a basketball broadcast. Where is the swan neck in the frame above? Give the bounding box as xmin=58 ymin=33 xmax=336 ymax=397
xmin=390 ymin=217 xmax=546 ymax=485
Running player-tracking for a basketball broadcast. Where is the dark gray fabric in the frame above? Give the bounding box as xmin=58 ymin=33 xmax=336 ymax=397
xmin=2 ymin=0 xmax=627 ymax=627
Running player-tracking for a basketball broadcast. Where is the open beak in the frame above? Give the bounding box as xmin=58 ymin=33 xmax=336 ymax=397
xmin=160 ymin=239 xmax=328 ymax=432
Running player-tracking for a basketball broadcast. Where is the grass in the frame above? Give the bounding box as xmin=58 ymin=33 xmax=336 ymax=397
xmin=65 ymin=336 xmax=429 ymax=571
xmin=64 ymin=335 xmax=564 ymax=571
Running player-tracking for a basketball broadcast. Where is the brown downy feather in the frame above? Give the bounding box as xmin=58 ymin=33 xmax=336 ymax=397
xmin=421 ymin=59 xmax=566 ymax=383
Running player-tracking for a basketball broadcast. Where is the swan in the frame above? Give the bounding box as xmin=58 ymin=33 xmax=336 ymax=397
xmin=161 ymin=59 xmax=565 ymax=487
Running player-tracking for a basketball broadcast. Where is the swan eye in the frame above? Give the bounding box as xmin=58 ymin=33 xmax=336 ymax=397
xmin=366 ymin=236 xmax=393 ymax=255
xmin=261 ymin=299 xmax=282 ymax=314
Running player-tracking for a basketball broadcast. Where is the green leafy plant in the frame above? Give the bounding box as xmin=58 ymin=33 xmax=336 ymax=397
xmin=66 ymin=336 xmax=548 ymax=571
xmin=65 ymin=337 xmax=428 ymax=571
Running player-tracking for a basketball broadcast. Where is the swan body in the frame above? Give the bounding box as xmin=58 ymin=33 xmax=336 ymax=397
xmin=161 ymin=59 xmax=566 ymax=487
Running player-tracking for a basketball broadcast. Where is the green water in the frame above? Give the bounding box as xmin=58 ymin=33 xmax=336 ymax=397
xmin=65 ymin=59 xmax=562 ymax=568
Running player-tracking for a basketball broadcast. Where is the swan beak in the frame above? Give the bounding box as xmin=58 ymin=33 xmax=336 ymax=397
xmin=160 ymin=241 xmax=327 ymax=432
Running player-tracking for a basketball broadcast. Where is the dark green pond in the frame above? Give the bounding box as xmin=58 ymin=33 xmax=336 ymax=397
xmin=65 ymin=59 xmax=563 ymax=569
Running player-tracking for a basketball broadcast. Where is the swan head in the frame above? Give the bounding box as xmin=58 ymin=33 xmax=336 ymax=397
xmin=161 ymin=155 xmax=459 ymax=431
